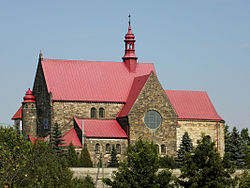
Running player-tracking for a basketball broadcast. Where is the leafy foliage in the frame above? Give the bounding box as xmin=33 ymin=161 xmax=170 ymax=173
xmin=71 ymin=175 xmax=95 ymax=188
xmin=239 ymin=170 xmax=250 ymax=188
xmin=107 ymin=145 xmax=119 ymax=167
xmin=176 ymin=132 xmax=194 ymax=168
xmin=103 ymin=137 xmax=173 ymax=188
xmin=159 ymin=155 xmax=177 ymax=169
xmin=79 ymin=143 xmax=93 ymax=167
xmin=67 ymin=142 xmax=79 ymax=167
xmin=177 ymin=135 xmax=237 ymax=188
xmin=227 ymin=127 xmax=246 ymax=168
xmin=0 ymin=126 xmax=74 ymax=187
xmin=51 ymin=122 xmax=65 ymax=156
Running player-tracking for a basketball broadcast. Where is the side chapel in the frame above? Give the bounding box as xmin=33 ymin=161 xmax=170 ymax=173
xmin=12 ymin=17 xmax=225 ymax=166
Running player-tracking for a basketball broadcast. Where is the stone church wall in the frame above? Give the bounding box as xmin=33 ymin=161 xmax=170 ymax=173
xmin=32 ymin=60 xmax=52 ymax=137
xmin=85 ymin=138 xmax=128 ymax=167
xmin=52 ymin=102 xmax=124 ymax=134
xmin=177 ymin=120 xmax=225 ymax=156
xmin=128 ymin=73 xmax=178 ymax=157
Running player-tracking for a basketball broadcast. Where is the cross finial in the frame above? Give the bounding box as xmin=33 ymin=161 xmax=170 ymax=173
xmin=128 ymin=14 xmax=131 ymax=26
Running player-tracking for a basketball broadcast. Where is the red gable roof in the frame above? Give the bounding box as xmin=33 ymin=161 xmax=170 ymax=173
xmin=61 ymin=128 xmax=82 ymax=147
xmin=165 ymin=90 xmax=223 ymax=121
xmin=12 ymin=106 xmax=22 ymax=120
xmin=74 ymin=118 xmax=128 ymax=138
xmin=117 ymin=74 xmax=150 ymax=117
xmin=41 ymin=59 xmax=155 ymax=102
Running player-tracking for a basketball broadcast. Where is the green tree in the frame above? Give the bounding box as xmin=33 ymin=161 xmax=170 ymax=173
xmin=51 ymin=122 xmax=65 ymax=156
xmin=228 ymin=127 xmax=246 ymax=168
xmin=107 ymin=145 xmax=119 ymax=167
xmin=177 ymin=135 xmax=237 ymax=188
xmin=103 ymin=137 xmax=174 ymax=188
xmin=239 ymin=170 xmax=250 ymax=188
xmin=71 ymin=175 xmax=95 ymax=188
xmin=0 ymin=126 xmax=74 ymax=187
xmin=176 ymin=132 xmax=194 ymax=168
xmin=224 ymin=124 xmax=231 ymax=152
xmin=159 ymin=155 xmax=177 ymax=169
xmin=67 ymin=142 xmax=79 ymax=167
xmin=79 ymin=144 xmax=93 ymax=167
xmin=241 ymin=128 xmax=250 ymax=168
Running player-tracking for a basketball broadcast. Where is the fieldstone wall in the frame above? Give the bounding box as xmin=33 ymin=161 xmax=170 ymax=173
xmin=177 ymin=120 xmax=225 ymax=156
xmin=32 ymin=59 xmax=52 ymax=137
xmin=128 ymin=72 xmax=178 ymax=157
xmin=22 ymin=103 xmax=37 ymax=137
xmin=52 ymin=102 xmax=124 ymax=134
xmin=85 ymin=138 xmax=128 ymax=167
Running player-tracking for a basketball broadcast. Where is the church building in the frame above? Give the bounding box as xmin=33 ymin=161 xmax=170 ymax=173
xmin=12 ymin=18 xmax=225 ymax=166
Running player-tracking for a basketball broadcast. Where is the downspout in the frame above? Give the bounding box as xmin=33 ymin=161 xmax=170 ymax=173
xmin=82 ymin=120 xmax=84 ymax=147
xmin=216 ymin=121 xmax=219 ymax=152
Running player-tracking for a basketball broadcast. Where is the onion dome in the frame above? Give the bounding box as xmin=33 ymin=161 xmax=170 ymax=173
xmin=22 ymin=88 xmax=36 ymax=104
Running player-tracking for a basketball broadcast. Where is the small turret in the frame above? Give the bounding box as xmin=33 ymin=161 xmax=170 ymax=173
xmin=122 ymin=15 xmax=138 ymax=72
xmin=22 ymin=88 xmax=37 ymax=137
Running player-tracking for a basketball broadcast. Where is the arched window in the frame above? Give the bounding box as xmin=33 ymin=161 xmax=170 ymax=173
xmin=206 ymin=135 xmax=211 ymax=144
xmin=95 ymin=143 xmax=100 ymax=154
xmin=91 ymin=107 xmax=97 ymax=119
xmin=106 ymin=144 xmax=111 ymax=154
xmin=99 ymin=108 xmax=105 ymax=119
xmin=116 ymin=144 xmax=121 ymax=154
xmin=161 ymin=144 xmax=166 ymax=154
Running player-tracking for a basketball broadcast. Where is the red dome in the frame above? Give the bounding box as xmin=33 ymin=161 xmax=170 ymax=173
xmin=22 ymin=88 xmax=35 ymax=104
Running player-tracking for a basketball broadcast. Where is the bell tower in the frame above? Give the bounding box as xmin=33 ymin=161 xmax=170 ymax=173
xmin=122 ymin=15 xmax=138 ymax=72
xmin=22 ymin=88 xmax=37 ymax=137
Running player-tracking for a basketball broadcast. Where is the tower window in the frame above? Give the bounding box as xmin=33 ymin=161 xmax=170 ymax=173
xmin=106 ymin=144 xmax=111 ymax=154
xmin=156 ymin=144 xmax=159 ymax=154
xmin=161 ymin=144 xmax=166 ymax=154
xmin=99 ymin=108 xmax=105 ymax=119
xmin=95 ymin=143 xmax=100 ymax=154
xmin=91 ymin=108 xmax=97 ymax=119
xmin=116 ymin=144 xmax=121 ymax=154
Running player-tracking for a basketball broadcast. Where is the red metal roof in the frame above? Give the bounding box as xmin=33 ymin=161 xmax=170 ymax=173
xmin=41 ymin=59 xmax=155 ymax=102
xmin=117 ymin=74 xmax=150 ymax=117
xmin=74 ymin=117 xmax=128 ymax=138
xmin=28 ymin=135 xmax=45 ymax=144
xmin=165 ymin=90 xmax=223 ymax=121
xmin=12 ymin=106 xmax=22 ymax=120
xmin=61 ymin=128 xmax=82 ymax=147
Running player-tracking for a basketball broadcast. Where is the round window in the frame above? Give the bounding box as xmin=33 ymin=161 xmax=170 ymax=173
xmin=144 ymin=110 xmax=162 ymax=129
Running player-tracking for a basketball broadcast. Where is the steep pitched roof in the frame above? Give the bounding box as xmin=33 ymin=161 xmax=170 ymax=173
xmin=165 ymin=90 xmax=223 ymax=121
xmin=61 ymin=128 xmax=82 ymax=147
xmin=74 ymin=118 xmax=128 ymax=138
xmin=41 ymin=59 xmax=155 ymax=102
xmin=11 ymin=106 xmax=22 ymax=120
xmin=117 ymin=73 xmax=150 ymax=117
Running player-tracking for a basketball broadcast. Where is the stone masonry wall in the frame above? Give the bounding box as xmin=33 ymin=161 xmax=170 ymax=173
xmin=52 ymin=102 xmax=124 ymax=135
xmin=85 ymin=138 xmax=128 ymax=167
xmin=32 ymin=59 xmax=52 ymax=137
xmin=128 ymin=72 xmax=178 ymax=157
xmin=22 ymin=103 xmax=37 ymax=137
xmin=177 ymin=120 xmax=225 ymax=156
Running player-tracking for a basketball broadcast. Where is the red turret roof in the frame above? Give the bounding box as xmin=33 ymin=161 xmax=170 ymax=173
xmin=22 ymin=88 xmax=35 ymax=104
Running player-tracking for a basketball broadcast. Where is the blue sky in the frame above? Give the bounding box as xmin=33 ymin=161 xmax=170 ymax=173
xmin=0 ymin=0 xmax=249 ymax=130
